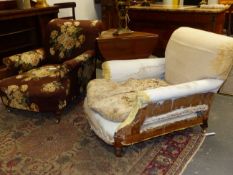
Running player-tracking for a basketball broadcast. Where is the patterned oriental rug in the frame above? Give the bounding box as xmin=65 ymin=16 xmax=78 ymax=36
xmin=0 ymin=100 xmax=205 ymax=175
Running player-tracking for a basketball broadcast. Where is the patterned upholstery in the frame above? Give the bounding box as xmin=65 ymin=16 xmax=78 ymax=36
xmin=3 ymin=48 xmax=45 ymax=73
xmin=0 ymin=19 xmax=103 ymax=117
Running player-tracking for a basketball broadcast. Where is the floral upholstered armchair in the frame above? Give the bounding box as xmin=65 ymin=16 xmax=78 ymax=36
xmin=0 ymin=19 xmax=103 ymax=122
xmin=84 ymin=27 xmax=233 ymax=156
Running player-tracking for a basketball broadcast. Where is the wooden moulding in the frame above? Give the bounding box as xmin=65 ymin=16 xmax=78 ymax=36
xmin=114 ymin=92 xmax=214 ymax=149
xmin=0 ymin=0 xmax=17 ymax=10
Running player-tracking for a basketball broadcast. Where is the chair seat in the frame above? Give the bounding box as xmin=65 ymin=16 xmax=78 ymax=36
xmin=86 ymin=78 xmax=169 ymax=122
xmin=0 ymin=65 xmax=71 ymax=112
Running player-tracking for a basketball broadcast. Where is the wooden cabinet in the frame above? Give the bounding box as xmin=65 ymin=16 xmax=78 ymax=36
xmin=128 ymin=5 xmax=228 ymax=56
xmin=0 ymin=7 xmax=58 ymax=63
xmin=100 ymin=3 xmax=228 ymax=56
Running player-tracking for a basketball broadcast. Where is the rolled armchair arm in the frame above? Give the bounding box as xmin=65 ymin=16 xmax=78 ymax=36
xmin=63 ymin=50 xmax=96 ymax=95
xmin=102 ymin=58 xmax=165 ymax=82
xmin=3 ymin=48 xmax=45 ymax=73
xmin=117 ymin=79 xmax=223 ymax=132
xmin=62 ymin=50 xmax=95 ymax=70
xmin=142 ymin=79 xmax=224 ymax=104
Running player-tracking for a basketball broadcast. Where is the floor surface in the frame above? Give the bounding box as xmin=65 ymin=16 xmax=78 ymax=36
xmin=183 ymin=94 xmax=233 ymax=175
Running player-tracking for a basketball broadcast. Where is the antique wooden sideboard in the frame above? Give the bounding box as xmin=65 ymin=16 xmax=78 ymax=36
xmin=0 ymin=6 xmax=58 ymax=63
xmin=128 ymin=5 xmax=228 ymax=56
xmin=100 ymin=1 xmax=228 ymax=56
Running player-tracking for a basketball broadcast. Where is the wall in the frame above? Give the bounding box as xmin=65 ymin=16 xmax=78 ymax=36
xmin=47 ymin=0 xmax=101 ymax=20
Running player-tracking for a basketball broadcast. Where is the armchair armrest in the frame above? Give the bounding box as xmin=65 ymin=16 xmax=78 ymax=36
xmin=62 ymin=50 xmax=95 ymax=70
xmin=63 ymin=50 xmax=96 ymax=95
xmin=3 ymin=48 xmax=45 ymax=73
xmin=142 ymin=79 xmax=224 ymax=104
xmin=117 ymin=79 xmax=223 ymax=132
xmin=102 ymin=58 xmax=165 ymax=82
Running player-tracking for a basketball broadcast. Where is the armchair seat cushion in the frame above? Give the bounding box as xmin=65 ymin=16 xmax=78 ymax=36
xmin=0 ymin=65 xmax=71 ymax=112
xmin=86 ymin=78 xmax=168 ymax=122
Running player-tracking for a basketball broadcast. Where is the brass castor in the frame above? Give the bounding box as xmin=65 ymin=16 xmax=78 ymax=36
xmin=55 ymin=118 xmax=60 ymax=124
xmin=54 ymin=112 xmax=61 ymax=124
xmin=201 ymin=120 xmax=208 ymax=133
xmin=201 ymin=128 xmax=207 ymax=134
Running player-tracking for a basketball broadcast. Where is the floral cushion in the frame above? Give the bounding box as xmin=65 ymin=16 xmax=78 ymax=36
xmin=86 ymin=79 xmax=169 ymax=122
xmin=3 ymin=48 xmax=45 ymax=73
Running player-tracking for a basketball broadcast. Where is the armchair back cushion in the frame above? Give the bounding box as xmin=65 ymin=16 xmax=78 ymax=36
xmin=165 ymin=27 xmax=233 ymax=84
xmin=46 ymin=19 xmax=85 ymax=63
xmin=47 ymin=19 xmax=102 ymax=64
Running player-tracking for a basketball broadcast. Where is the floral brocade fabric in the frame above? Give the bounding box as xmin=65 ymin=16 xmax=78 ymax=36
xmin=0 ymin=52 xmax=95 ymax=113
xmin=0 ymin=19 xmax=102 ymax=114
xmin=87 ymin=79 xmax=169 ymax=122
xmin=3 ymin=48 xmax=45 ymax=73
xmin=0 ymin=65 xmax=70 ymax=112
xmin=48 ymin=20 xmax=85 ymax=63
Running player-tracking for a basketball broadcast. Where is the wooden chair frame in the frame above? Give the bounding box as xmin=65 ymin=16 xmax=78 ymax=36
xmin=113 ymin=92 xmax=214 ymax=156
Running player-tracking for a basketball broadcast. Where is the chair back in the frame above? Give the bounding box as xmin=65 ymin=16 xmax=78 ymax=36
xmin=54 ymin=2 xmax=76 ymax=20
xmin=165 ymin=27 xmax=233 ymax=84
xmin=45 ymin=19 xmax=103 ymax=64
xmin=45 ymin=19 xmax=86 ymax=63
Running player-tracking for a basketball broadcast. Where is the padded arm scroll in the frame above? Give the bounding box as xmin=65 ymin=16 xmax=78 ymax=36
xmin=62 ymin=50 xmax=95 ymax=70
xmin=117 ymin=79 xmax=223 ymax=132
xmin=3 ymin=48 xmax=45 ymax=73
xmin=102 ymin=58 xmax=165 ymax=82
xmin=142 ymin=79 xmax=224 ymax=104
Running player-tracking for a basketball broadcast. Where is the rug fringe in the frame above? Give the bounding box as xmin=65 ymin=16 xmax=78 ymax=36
xmin=178 ymin=133 xmax=206 ymax=175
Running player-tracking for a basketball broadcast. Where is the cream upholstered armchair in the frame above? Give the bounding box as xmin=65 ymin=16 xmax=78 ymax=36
xmin=0 ymin=19 xmax=103 ymax=122
xmin=84 ymin=27 xmax=233 ymax=156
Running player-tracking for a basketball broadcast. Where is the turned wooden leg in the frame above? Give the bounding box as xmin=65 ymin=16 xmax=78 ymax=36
xmin=54 ymin=111 xmax=61 ymax=124
xmin=6 ymin=107 xmax=11 ymax=112
xmin=201 ymin=119 xmax=208 ymax=133
xmin=115 ymin=146 xmax=123 ymax=157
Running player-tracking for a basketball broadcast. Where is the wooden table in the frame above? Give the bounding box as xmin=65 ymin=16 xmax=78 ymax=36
xmin=128 ymin=4 xmax=229 ymax=56
xmin=97 ymin=29 xmax=159 ymax=61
